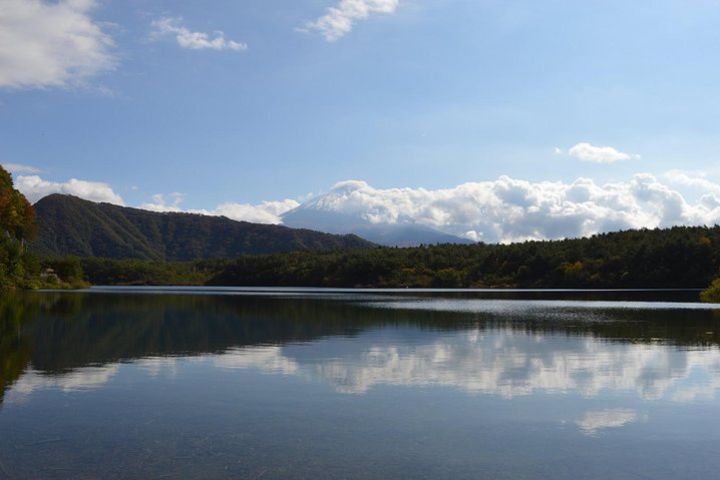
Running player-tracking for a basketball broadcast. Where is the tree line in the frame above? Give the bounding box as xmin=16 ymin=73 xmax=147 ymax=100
xmin=80 ymin=225 xmax=720 ymax=292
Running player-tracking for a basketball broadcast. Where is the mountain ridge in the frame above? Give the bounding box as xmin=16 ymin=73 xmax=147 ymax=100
xmin=32 ymin=194 xmax=374 ymax=261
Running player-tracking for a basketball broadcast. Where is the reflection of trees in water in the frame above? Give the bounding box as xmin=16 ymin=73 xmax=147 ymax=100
xmin=0 ymin=296 xmax=36 ymax=404
xmin=2 ymin=291 xmax=720 ymax=402
xmin=473 ymin=307 xmax=720 ymax=347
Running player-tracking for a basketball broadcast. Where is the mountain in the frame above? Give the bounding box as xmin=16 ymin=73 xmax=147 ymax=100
xmin=282 ymin=207 xmax=474 ymax=247
xmin=32 ymin=194 xmax=374 ymax=261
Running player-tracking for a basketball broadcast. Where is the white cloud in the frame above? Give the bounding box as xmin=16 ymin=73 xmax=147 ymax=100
xmin=568 ymin=142 xmax=640 ymax=164
xmin=151 ymin=17 xmax=247 ymax=51
xmin=664 ymin=169 xmax=720 ymax=196
xmin=140 ymin=193 xmax=299 ymax=224
xmin=0 ymin=0 xmax=115 ymax=89
xmin=304 ymin=0 xmax=400 ymax=41
xmin=1 ymin=163 xmax=41 ymax=174
xmin=204 ymin=200 xmax=301 ymax=224
xmin=15 ymin=175 xmax=125 ymax=205
xmin=289 ymin=174 xmax=720 ymax=243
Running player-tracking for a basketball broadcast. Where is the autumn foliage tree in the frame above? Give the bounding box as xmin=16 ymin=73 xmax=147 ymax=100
xmin=0 ymin=166 xmax=38 ymax=288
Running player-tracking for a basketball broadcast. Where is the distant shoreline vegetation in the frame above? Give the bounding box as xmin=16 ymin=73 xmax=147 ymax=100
xmin=77 ymin=225 xmax=720 ymax=301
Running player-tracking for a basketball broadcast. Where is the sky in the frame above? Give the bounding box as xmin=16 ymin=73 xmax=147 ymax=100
xmin=3 ymin=0 xmax=720 ymax=242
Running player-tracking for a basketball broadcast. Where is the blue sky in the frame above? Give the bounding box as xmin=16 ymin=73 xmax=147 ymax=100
xmin=3 ymin=0 xmax=720 ymax=241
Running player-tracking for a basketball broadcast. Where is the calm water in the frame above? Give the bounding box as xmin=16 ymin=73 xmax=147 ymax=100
xmin=1 ymin=288 xmax=720 ymax=479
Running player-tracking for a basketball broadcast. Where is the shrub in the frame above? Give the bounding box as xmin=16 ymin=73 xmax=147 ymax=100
xmin=700 ymin=278 xmax=720 ymax=303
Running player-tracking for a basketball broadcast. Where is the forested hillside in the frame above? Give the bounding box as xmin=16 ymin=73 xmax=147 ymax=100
xmin=32 ymin=194 xmax=374 ymax=261
xmin=83 ymin=225 xmax=720 ymax=289
xmin=207 ymin=226 xmax=720 ymax=288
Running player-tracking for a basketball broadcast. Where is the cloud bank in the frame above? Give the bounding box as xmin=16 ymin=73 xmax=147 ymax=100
xmin=291 ymin=174 xmax=720 ymax=243
xmin=152 ymin=17 xmax=247 ymax=51
xmin=0 ymin=0 xmax=115 ymax=89
xmin=304 ymin=0 xmax=400 ymax=41
xmin=15 ymin=171 xmax=720 ymax=244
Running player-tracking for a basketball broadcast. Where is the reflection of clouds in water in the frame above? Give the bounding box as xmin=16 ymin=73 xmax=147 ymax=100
xmin=669 ymin=358 xmax=720 ymax=403
xmin=8 ymin=365 xmax=120 ymax=400
xmin=7 ymin=329 xmax=720 ymax=404
xmin=136 ymin=357 xmax=181 ymax=378
xmin=370 ymin=299 xmax=720 ymax=312
xmin=576 ymin=409 xmax=639 ymax=435
xmin=213 ymin=346 xmax=299 ymax=375
xmin=214 ymin=330 xmax=720 ymax=399
xmin=7 ymin=357 xmax=191 ymax=401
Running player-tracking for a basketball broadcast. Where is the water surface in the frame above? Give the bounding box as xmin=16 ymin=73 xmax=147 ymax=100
xmin=1 ymin=288 xmax=719 ymax=479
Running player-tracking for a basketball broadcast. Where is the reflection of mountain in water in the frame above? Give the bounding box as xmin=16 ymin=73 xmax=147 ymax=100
xmin=2 ymin=291 xmax=720 ymax=403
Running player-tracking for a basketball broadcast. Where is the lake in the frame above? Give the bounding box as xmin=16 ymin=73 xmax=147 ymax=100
xmin=1 ymin=288 xmax=720 ymax=479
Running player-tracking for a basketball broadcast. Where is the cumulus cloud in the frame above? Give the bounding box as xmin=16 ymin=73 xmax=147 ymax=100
xmin=140 ymin=192 xmax=299 ymax=224
xmin=151 ymin=17 xmax=247 ymax=51
xmin=1 ymin=163 xmax=41 ymax=174
xmin=567 ymin=142 xmax=640 ymax=163
xmin=291 ymin=174 xmax=720 ymax=243
xmin=303 ymin=0 xmax=400 ymax=41
xmin=15 ymin=175 xmax=124 ymax=205
xmin=0 ymin=0 xmax=115 ymax=89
